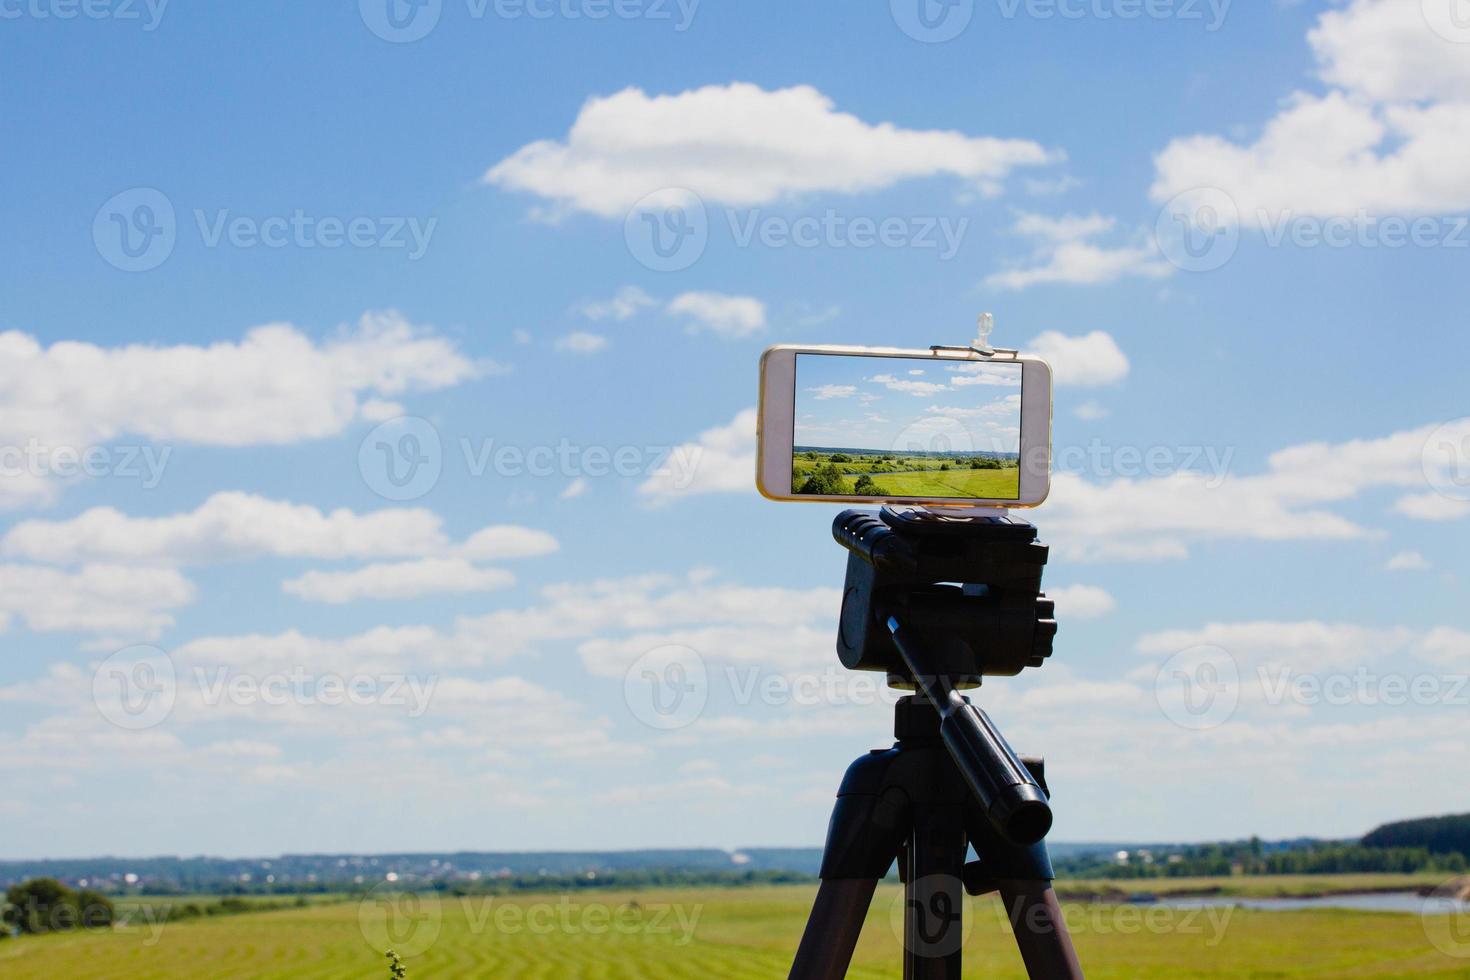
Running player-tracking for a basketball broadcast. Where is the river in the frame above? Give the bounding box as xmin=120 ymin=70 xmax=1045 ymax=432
xmin=1151 ymin=892 xmax=1469 ymax=914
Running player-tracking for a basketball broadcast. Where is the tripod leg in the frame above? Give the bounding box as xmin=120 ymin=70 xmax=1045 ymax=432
xmin=903 ymin=802 xmax=967 ymax=980
xmin=997 ymin=879 xmax=1084 ymax=979
xmin=789 ymin=879 xmax=880 ymax=980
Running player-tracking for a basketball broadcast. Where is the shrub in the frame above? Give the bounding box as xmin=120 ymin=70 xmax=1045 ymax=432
xmin=3 ymin=878 xmax=113 ymax=935
xmin=797 ymin=464 xmax=847 ymax=495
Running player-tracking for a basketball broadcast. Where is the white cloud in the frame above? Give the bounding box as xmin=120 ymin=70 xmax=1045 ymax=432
xmin=1074 ymin=401 xmax=1109 ymax=421
xmin=170 ymin=572 xmax=838 ymax=680
xmin=0 ymin=313 xmax=481 ymax=506
xmin=925 ymin=403 xmax=1008 ymax=419
xmin=484 ymin=82 xmax=1057 ymax=219
xmin=1312 ymin=0 xmax=1470 ymax=104
xmin=282 ymin=558 xmax=516 ymax=604
xmin=1043 ymin=419 xmax=1470 ymax=562
xmin=1025 ymin=330 xmax=1130 ymax=387
xmin=457 ymin=525 xmax=560 ymax=560
xmin=595 ymin=777 xmax=762 ymax=807
xmin=1135 ymin=620 xmax=1440 ymax=674
xmin=1014 ymin=212 xmax=1116 ymax=241
xmin=666 ymin=292 xmax=767 ymax=339
xmin=1047 ymin=584 xmax=1116 ymax=619
xmin=576 ymin=286 xmax=658 ymax=321
xmin=947 ymin=362 xmax=1024 ymax=389
xmin=0 ymin=710 xmax=190 ymax=772
xmin=1041 ymin=470 xmax=1349 ymax=563
xmin=0 ymin=657 xmax=631 ymax=772
xmin=1152 ymin=0 xmax=1470 ymax=221
xmin=578 ymin=623 xmax=833 ymax=680
xmin=985 ymin=212 xmax=1173 ymax=290
xmin=0 ymin=563 xmax=194 ymax=638
xmin=807 ymin=385 xmax=857 ymax=401
xmin=570 ymin=286 xmax=772 ymax=341
xmin=1025 ymin=175 xmax=1084 ymax=196
xmin=1384 ymin=550 xmax=1430 ymax=572
xmin=642 ymin=407 xmax=1470 ymax=564
xmin=359 ymin=398 xmax=407 ymax=422
xmin=554 ymin=331 xmax=609 ymax=355
xmin=560 ymin=477 xmax=589 ymax=500
xmin=1421 ymin=627 xmax=1470 ymax=666
xmin=1392 ymin=492 xmax=1470 ymax=521
xmin=202 ymin=740 xmax=283 ymax=759
xmin=868 ymin=374 xmax=949 ymax=397
xmin=638 ymin=408 xmax=754 ymax=503
xmin=1 ymin=492 xmax=557 ymax=567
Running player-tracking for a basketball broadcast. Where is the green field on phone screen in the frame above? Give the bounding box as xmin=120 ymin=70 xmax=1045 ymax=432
xmin=792 ymin=450 xmax=1020 ymax=499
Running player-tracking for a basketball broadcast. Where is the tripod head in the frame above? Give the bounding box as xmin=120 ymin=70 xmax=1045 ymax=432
xmin=834 ymin=506 xmax=1057 ymax=685
xmin=831 ymin=506 xmax=1059 ymax=846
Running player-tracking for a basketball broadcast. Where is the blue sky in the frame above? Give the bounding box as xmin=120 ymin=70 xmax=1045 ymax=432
xmin=795 ymin=353 xmax=1023 ymax=455
xmin=1 ymin=0 xmax=1468 ymax=859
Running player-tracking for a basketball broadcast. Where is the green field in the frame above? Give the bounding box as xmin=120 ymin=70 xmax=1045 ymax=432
xmin=792 ymin=450 xmax=1020 ymax=499
xmin=2 ymin=883 xmax=1466 ymax=979
xmin=848 ymin=468 xmax=1020 ymax=498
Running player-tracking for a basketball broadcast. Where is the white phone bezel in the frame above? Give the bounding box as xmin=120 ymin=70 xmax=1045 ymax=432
xmin=757 ymin=345 xmax=1053 ymax=508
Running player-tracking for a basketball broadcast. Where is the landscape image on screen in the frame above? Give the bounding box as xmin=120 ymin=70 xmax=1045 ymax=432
xmin=792 ymin=353 xmax=1023 ymax=499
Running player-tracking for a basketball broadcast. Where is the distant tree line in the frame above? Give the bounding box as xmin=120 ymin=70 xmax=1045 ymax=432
xmin=1363 ymin=813 xmax=1470 ymax=855
xmin=167 ymin=895 xmax=313 ymax=921
xmin=1055 ymin=836 xmax=1469 ymax=880
xmin=433 ymin=868 xmax=818 ymax=896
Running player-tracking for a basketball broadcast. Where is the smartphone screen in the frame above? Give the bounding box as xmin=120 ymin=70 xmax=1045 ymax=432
xmin=790 ymin=352 xmax=1024 ymax=500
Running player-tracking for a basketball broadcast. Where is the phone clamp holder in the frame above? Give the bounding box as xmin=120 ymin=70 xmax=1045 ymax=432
xmin=930 ymin=312 xmax=1020 ymax=360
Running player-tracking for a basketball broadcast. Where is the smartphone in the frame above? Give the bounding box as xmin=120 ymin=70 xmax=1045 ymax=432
xmin=757 ymin=345 xmax=1052 ymax=507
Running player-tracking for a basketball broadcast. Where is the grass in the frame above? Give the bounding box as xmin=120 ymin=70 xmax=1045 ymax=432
xmin=855 ymin=468 xmax=1020 ymax=499
xmin=0 ymin=882 xmax=1465 ymax=979
xmin=792 ymin=451 xmax=1021 ymax=499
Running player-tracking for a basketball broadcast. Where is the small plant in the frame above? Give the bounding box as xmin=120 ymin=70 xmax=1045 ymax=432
xmin=386 ymin=949 xmax=408 ymax=979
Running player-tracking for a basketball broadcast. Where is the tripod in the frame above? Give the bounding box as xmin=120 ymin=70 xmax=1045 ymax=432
xmin=789 ymin=507 xmax=1084 ymax=979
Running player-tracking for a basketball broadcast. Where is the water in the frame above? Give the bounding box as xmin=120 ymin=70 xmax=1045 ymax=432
xmin=1152 ymin=892 xmax=1468 ymax=915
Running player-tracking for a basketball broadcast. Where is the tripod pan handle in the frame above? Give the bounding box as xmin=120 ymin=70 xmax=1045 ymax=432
xmin=941 ymin=704 xmax=1053 ymax=846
